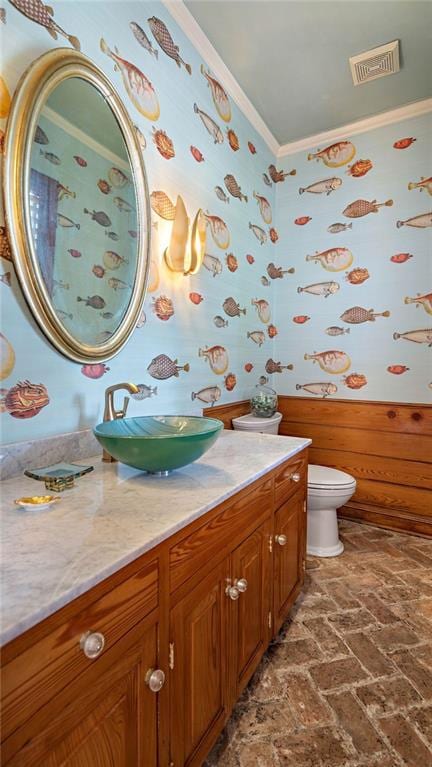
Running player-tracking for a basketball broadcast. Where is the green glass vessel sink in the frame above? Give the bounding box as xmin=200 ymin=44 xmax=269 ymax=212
xmin=94 ymin=415 xmax=223 ymax=474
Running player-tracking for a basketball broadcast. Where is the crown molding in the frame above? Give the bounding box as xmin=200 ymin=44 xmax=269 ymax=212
xmin=162 ymin=0 xmax=279 ymax=155
xmin=277 ymin=98 xmax=432 ymax=157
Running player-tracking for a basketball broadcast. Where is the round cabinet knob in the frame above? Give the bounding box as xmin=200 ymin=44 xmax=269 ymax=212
xmin=235 ymin=578 xmax=248 ymax=593
xmin=145 ymin=668 xmax=165 ymax=693
xmin=275 ymin=534 xmax=287 ymax=546
xmin=80 ymin=630 xmax=105 ymax=659
xmin=226 ymin=585 xmax=240 ymax=601
xmin=291 ymin=472 xmax=301 ymax=482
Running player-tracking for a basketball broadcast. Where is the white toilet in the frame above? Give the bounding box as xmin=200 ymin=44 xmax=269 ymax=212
xmin=231 ymin=412 xmax=282 ymax=435
xmin=307 ymin=465 xmax=356 ymax=557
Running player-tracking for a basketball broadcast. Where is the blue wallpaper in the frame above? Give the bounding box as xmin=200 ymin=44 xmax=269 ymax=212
xmin=273 ymin=114 xmax=432 ymax=403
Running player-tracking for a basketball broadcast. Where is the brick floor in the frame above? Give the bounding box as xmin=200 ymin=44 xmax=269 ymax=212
xmin=205 ymin=520 xmax=432 ymax=766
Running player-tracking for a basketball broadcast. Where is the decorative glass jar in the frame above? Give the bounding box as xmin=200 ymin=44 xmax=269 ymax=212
xmin=250 ymin=385 xmax=278 ymax=418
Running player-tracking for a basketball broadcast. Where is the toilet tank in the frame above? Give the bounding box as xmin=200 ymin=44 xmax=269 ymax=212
xmin=232 ymin=412 xmax=282 ymax=435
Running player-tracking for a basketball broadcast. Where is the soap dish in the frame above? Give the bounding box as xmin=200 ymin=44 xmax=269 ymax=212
xmin=15 ymin=495 xmax=60 ymax=511
xmin=24 ymin=462 xmax=94 ymax=491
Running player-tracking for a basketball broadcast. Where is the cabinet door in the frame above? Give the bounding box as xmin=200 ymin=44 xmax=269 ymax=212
xmin=169 ymin=560 xmax=229 ymax=767
xmin=230 ymin=520 xmax=271 ymax=698
xmin=4 ymin=620 xmax=159 ymax=767
xmin=273 ymin=488 xmax=306 ymax=634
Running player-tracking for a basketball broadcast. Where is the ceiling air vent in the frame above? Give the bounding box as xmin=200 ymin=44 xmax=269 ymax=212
xmin=349 ymin=40 xmax=400 ymax=86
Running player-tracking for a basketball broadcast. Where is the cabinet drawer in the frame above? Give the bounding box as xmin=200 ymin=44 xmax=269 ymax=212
xmin=274 ymin=451 xmax=307 ymax=508
xmin=1 ymin=558 xmax=158 ymax=741
xmin=170 ymin=479 xmax=272 ymax=594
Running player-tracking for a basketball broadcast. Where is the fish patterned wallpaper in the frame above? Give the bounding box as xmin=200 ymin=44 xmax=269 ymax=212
xmin=0 ymin=0 xmax=280 ymax=443
xmin=273 ymin=114 xmax=432 ymax=404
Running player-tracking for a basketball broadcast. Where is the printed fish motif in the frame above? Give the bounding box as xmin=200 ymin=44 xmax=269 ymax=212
xmin=57 ymin=214 xmax=80 ymax=229
xmin=203 ymin=253 xmax=223 ymax=277
xmin=269 ymin=227 xmax=279 ymax=243
xmin=293 ymin=315 xmax=310 ymax=324
xmin=387 ymin=365 xmax=410 ymax=375
xmin=308 ymin=141 xmax=355 ymax=168
xmin=147 ymin=354 xmax=190 ymax=380
xmin=299 ymin=177 xmax=342 ymax=195
xmin=248 ymin=142 xmax=256 ymax=155
xmin=105 ymin=231 xmax=119 ymax=241
xmin=326 ymin=326 xmax=350 ymax=336
xmin=223 ymin=297 xmax=246 ymax=317
xmin=393 ymin=329 xmax=432 ymax=346
xmin=84 ymin=209 xmax=111 ymax=227
xmin=0 ymin=271 xmax=11 ymax=286
xmin=150 ymin=191 xmax=176 ymax=220
xmin=199 ymin=345 xmax=229 ymax=375
xmin=340 ymin=306 xmax=390 ymax=324
xmin=81 ymin=363 xmax=110 ymax=380
xmin=152 ymin=295 xmax=174 ymax=321
xmin=190 ymin=146 xmax=204 ymax=162
xmin=249 ymin=222 xmax=267 ymax=245
xmin=343 ymin=199 xmax=393 ymax=218
xmin=305 ymin=247 xmax=353 ymax=272
xmin=100 ymin=311 xmax=114 ymax=319
xmin=67 ymin=249 xmax=81 ymax=258
xmin=295 ymin=216 xmax=312 ymax=226
xmin=262 ymin=173 xmax=272 ymax=187
xmin=347 ymin=159 xmax=373 ymax=178
xmin=113 ymin=197 xmax=134 ymax=213
xmin=390 ymin=253 xmax=413 ymax=263
xmin=252 ymin=298 xmax=271 ymax=324
xmin=297 ymin=281 xmax=340 ymax=297
xmin=215 ymin=186 xmax=230 ymax=204
xmin=189 ymin=292 xmax=203 ymax=305
xmin=131 ymin=384 xmax=158 ymax=400
xmin=108 ymin=167 xmax=130 ymax=188
xmin=130 ymin=21 xmax=158 ymax=58
xmin=40 ymin=149 xmax=60 ymax=165
xmin=54 ymin=309 xmax=73 ymax=321
xmin=100 ymin=38 xmax=160 ymax=120
xmin=0 ymin=333 xmax=15 ymax=380
xmin=152 ymin=127 xmax=175 ymax=160
xmin=226 ymin=253 xmax=238 ymax=272
xmin=267 ymin=324 xmax=278 ymax=338
xmin=56 ymin=183 xmax=75 ymax=200
xmin=265 ymin=358 xmax=293 ymax=374
xmin=108 ymin=277 xmax=130 ymax=291
xmin=408 ymin=177 xmax=432 ymax=196
xmin=246 ymin=254 xmax=255 ymax=265
xmin=258 ymin=376 xmax=269 ymax=385
xmin=77 ymin=295 xmax=106 ymax=309
xmin=224 ymin=174 xmax=247 ymax=202
xmin=404 ymin=293 xmax=432 ymax=315
xmin=396 ymin=212 xmax=432 ymax=229
xmin=345 ymin=268 xmax=370 ymax=285
xmin=204 ymin=213 xmax=230 ymax=249
xmin=327 ymin=222 xmax=352 ymax=234
xmin=34 ymin=125 xmax=49 ymax=145
xmin=8 ymin=0 xmax=80 ymax=49
xmin=261 ymin=276 xmax=270 ymax=287
xmin=97 ymin=179 xmax=111 ymax=195
xmin=74 ymin=155 xmax=87 ymax=167
xmin=213 ymin=315 xmax=228 ymax=328
xmin=129 ymin=230 xmax=137 ymax=238
xmin=244 ymin=363 xmax=254 ymax=372
xmin=92 ymin=265 xmax=105 ymax=278
xmin=224 ymin=373 xmax=237 ymax=391
xmin=202 ymin=253 xmax=223 ymax=277
xmin=304 ymin=350 xmax=351 ymax=375
xmin=194 ymin=103 xmax=223 ymax=144
xmin=0 ymin=379 xmax=49 ymax=418
xmin=394 ymin=137 xmax=416 ymax=149
xmin=103 ymin=251 xmax=128 ymax=270
xmin=267 ymin=262 xmax=295 ymax=279
xmin=148 ymin=16 xmax=192 ymax=74
xmin=247 ymin=331 xmax=265 ymax=346
xmin=191 ymin=386 xmax=221 ymax=405
xmin=201 ymin=64 xmax=231 ymax=121
xmin=343 ymin=373 xmax=367 ymax=390
xmin=296 ymin=382 xmax=338 ymax=397
xmin=226 ymin=128 xmax=239 ymax=151
xmin=0 ymin=8 xmax=5 ymax=23
xmin=268 ymin=164 xmax=296 ymax=183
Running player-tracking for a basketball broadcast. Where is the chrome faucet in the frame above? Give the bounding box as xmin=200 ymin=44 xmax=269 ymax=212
xmin=102 ymin=382 xmax=139 ymax=463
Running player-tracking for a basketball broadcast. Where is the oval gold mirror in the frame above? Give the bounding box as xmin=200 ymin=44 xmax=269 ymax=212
xmin=3 ymin=48 xmax=150 ymax=363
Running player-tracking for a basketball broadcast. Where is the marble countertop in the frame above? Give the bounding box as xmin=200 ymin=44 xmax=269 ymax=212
xmin=0 ymin=430 xmax=310 ymax=646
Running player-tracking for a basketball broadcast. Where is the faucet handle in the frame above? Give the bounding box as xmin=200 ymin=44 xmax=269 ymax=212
xmin=102 ymin=383 xmax=139 ymax=463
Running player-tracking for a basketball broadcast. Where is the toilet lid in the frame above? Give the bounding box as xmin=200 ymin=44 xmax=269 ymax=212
xmin=308 ymin=464 xmax=356 ymax=489
xmin=232 ymin=412 xmax=282 ymax=426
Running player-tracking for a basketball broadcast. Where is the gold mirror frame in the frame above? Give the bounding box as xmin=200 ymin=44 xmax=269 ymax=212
xmin=3 ymin=48 xmax=150 ymax=363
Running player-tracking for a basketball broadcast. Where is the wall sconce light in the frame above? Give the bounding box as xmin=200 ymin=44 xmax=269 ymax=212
xmin=164 ymin=196 xmax=206 ymax=275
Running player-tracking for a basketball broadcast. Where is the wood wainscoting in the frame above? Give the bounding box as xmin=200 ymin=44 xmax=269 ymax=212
xmin=205 ymin=397 xmax=432 ymax=537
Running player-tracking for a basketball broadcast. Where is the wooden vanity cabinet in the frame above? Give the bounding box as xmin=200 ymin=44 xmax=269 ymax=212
xmin=273 ymin=487 xmax=307 ymax=635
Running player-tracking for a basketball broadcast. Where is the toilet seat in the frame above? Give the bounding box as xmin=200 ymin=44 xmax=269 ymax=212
xmin=308 ymin=464 xmax=356 ymax=491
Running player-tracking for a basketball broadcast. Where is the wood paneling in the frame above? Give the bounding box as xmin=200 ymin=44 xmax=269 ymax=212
xmin=279 ymin=396 xmax=432 ymax=537
xmin=203 ymin=400 xmax=249 ymax=428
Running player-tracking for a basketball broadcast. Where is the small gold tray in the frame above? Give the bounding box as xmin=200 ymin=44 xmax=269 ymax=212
xmin=15 ymin=495 xmax=60 ymax=511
